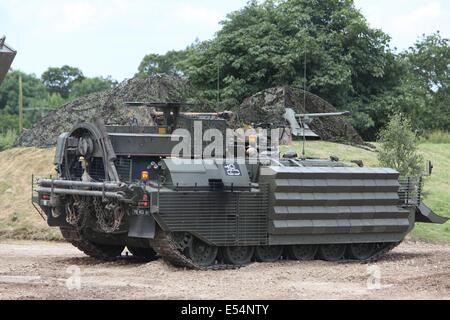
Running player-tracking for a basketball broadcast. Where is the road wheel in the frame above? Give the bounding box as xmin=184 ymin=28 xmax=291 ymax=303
xmin=221 ymin=246 xmax=255 ymax=266
xmin=288 ymin=245 xmax=318 ymax=261
xmin=318 ymin=244 xmax=346 ymax=262
xmin=346 ymin=243 xmax=376 ymax=261
xmin=185 ymin=237 xmax=218 ymax=267
xmin=254 ymin=246 xmax=283 ymax=263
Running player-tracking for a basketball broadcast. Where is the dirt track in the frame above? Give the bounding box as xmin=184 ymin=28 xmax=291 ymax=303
xmin=0 ymin=240 xmax=449 ymax=300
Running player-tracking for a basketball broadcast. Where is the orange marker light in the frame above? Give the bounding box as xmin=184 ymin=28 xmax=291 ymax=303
xmin=158 ymin=127 xmax=167 ymax=135
xmin=140 ymin=170 xmax=150 ymax=182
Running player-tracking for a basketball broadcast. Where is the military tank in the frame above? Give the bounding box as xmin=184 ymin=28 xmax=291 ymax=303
xmin=32 ymin=102 xmax=448 ymax=269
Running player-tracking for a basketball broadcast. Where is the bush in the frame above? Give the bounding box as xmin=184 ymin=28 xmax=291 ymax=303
xmin=0 ymin=129 xmax=17 ymax=151
xmin=377 ymin=114 xmax=424 ymax=177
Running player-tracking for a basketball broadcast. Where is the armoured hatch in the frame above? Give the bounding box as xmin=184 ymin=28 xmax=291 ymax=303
xmin=162 ymin=159 xmax=252 ymax=189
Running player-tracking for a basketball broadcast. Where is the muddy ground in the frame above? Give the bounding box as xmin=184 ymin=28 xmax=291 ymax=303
xmin=0 ymin=240 xmax=448 ymax=300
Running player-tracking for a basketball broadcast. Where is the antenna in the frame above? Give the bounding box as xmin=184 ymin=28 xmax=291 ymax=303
xmin=217 ymin=60 xmax=221 ymax=105
xmin=301 ymin=48 xmax=307 ymax=157
xmin=19 ymin=75 xmax=23 ymax=132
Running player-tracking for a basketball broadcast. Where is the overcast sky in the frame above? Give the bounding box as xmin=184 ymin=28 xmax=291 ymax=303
xmin=1 ymin=0 xmax=449 ymax=81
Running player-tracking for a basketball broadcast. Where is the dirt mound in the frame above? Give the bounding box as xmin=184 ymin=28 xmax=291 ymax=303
xmin=233 ymin=86 xmax=364 ymax=145
xmin=15 ymin=75 xmax=196 ymax=147
xmin=16 ymin=79 xmax=364 ymax=147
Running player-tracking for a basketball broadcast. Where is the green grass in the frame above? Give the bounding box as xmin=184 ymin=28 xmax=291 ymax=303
xmin=0 ymin=129 xmax=17 ymax=152
xmin=413 ymin=143 xmax=450 ymax=242
xmin=421 ymin=131 xmax=450 ymax=144
xmin=0 ymin=211 xmax=62 ymax=241
xmin=282 ymin=141 xmax=450 ymax=243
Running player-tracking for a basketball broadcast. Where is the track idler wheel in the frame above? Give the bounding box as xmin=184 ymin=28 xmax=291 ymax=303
xmin=185 ymin=237 xmax=218 ymax=267
xmin=254 ymin=246 xmax=284 ymax=263
xmin=318 ymin=244 xmax=346 ymax=262
xmin=346 ymin=243 xmax=376 ymax=261
xmin=221 ymin=246 xmax=255 ymax=266
xmin=127 ymin=246 xmax=158 ymax=262
xmin=288 ymin=245 xmax=318 ymax=261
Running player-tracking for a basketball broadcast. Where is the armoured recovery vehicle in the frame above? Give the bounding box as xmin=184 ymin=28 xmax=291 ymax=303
xmin=32 ymin=102 xmax=448 ymax=269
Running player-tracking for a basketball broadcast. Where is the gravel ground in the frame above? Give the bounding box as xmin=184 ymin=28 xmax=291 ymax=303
xmin=0 ymin=240 xmax=448 ymax=300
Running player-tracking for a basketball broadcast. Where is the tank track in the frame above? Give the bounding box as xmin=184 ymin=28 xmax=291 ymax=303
xmin=150 ymin=228 xmax=402 ymax=270
xmin=369 ymin=241 xmax=402 ymax=262
xmin=150 ymin=228 xmax=242 ymax=271
xmin=61 ymin=227 xmax=401 ymax=268
xmin=60 ymin=227 xmax=122 ymax=262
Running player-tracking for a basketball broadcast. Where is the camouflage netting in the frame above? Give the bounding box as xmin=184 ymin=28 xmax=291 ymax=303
xmin=233 ymin=86 xmax=364 ymax=145
xmin=16 ymin=76 xmax=364 ymax=147
xmin=15 ymin=75 xmax=198 ymax=147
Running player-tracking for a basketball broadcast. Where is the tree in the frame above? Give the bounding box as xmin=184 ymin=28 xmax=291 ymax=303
xmin=70 ymin=76 xmax=117 ymax=98
xmin=377 ymin=114 xmax=424 ymax=177
xmin=0 ymin=69 xmax=119 ymax=132
xmin=0 ymin=70 xmax=50 ymax=115
xmin=41 ymin=65 xmax=85 ymax=98
xmin=399 ymin=32 xmax=450 ymax=132
xmin=177 ymin=0 xmax=401 ymax=139
xmin=406 ymin=32 xmax=449 ymax=93
xmin=0 ymin=70 xmax=67 ymax=131
xmin=0 ymin=70 xmax=48 ymax=113
xmin=136 ymin=50 xmax=191 ymax=77
xmin=347 ymin=32 xmax=450 ymax=138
